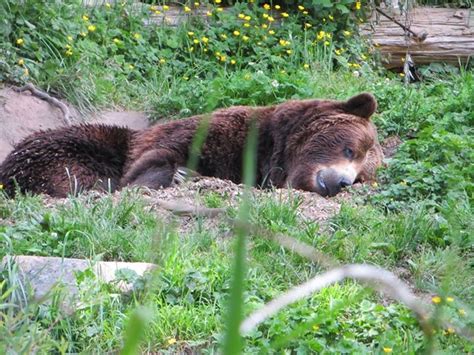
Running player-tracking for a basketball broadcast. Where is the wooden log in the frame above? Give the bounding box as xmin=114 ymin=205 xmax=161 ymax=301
xmin=363 ymin=7 xmax=474 ymax=68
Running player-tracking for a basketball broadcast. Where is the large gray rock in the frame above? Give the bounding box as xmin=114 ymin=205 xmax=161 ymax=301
xmin=1 ymin=255 xmax=156 ymax=310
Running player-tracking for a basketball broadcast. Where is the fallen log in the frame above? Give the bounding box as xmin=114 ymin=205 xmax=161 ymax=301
xmin=364 ymin=7 xmax=474 ymax=68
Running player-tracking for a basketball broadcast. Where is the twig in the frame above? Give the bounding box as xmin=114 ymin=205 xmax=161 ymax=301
xmin=13 ymin=83 xmax=71 ymax=125
xmin=376 ymin=7 xmax=428 ymax=41
xmin=155 ymin=199 xmax=226 ymax=218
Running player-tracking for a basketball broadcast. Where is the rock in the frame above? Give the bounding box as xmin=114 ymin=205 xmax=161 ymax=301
xmin=1 ymin=255 xmax=156 ymax=311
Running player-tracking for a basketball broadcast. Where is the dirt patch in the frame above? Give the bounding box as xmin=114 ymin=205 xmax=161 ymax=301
xmin=0 ymin=85 xmax=149 ymax=163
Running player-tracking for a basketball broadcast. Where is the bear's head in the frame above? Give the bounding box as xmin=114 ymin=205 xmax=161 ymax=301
xmin=269 ymin=93 xmax=382 ymax=197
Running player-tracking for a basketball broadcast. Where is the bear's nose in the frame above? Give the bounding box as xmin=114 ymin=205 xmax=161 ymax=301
xmin=339 ymin=177 xmax=352 ymax=188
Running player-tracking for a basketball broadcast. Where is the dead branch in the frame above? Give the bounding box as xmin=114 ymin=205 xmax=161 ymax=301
xmin=13 ymin=83 xmax=71 ymax=125
xmin=375 ymin=7 xmax=428 ymax=41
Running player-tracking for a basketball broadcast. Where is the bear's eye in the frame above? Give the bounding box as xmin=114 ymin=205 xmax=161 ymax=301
xmin=343 ymin=147 xmax=354 ymax=159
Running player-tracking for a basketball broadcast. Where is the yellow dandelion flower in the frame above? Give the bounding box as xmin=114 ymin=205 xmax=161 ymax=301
xmin=193 ymin=39 xmax=199 ymax=44
xmin=128 ymin=64 xmax=134 ymax=69
xmin=0 ymin=183 xmax=3 ymax=189
xmin=215 ymin=0 xmax=222 ymax=3
xmin=244 ymin=73 xmax=251 ymax=80
xmin=149 ymin=5 xmax=157 ymax=11
xmin=87 ymin=24 xmax=96 ymax=32
xmin=262 ymin=13 xmax=269 ymax=19
xmin=312 ymin=324 xmax=319 ymax=330
xmin=194 ymin=2 xmax=200 ymax=6
xmin=206 ymin=11 xmax=212 ymax=16
xmin=298 ymin=5 xmax=305 ymax=11
xmin=134 ymin=33 xmax=141 ymax=40
xmin=326 ymin=33 xmax=332 ymax=39
xmin=446 ymin=297 xmax=454 ymax=303
xmin=23 ymin=68 xmax=29 ymax=76
xmin=282 ymin=12 xmax=289 ymax=18
xmin=220 ymin=34 xmax=227 ymax=39
xmin=399 ymin=73 xmax=405 ymax=78
xmin=447 ymin=328 xmax=455 ymax=334
xmin=167 ymin=338 xmax=177 ymax=345
xmin=220 ymin=55 xmax=227 ymax=62
xmin=263 ymin=4 xmax=271 ymax=10
xmin=163 ymin=5 xmax=170 ymax=11
xmin=361 ymin=54 xmax=367 ymax=60
xmin=459 ymin=309 xmax=466 ymax=316
xmin=154 ymin=10 xmax=161 ymax=15
xmin=317 ymin=31 xmax=325 ymax=40
xmin=242 ymin=35 xmax=249 ymax=42
xmin=105 ymin=3 xmax=111 ymax=8
xmin=65 ymin=44 xmax=72 ymax=49
xmin=275 ymin=5 xmax=281 ymax=10
xmin=230 ymin=59 xmax=236 ymax=65
xmin=329 ymin=15 xmax=334 ymax=21
xmin=372 ymin=181 xmax=379 ymax=188
xmin=432 ymin=296 xmax=442 ymax=304
xmin=18 ymin=58 xmax=24 ymax=66
xmin=82 ymin=15 xmax=89 ymax=21
xmin=201 ymin=36 xmax=209 ymax=43
xmin=159 ymin=58 xmax=166 ymax=64
xmin=343 ymin=30 xmax=351 ymax=37
xmin=184 ymin=6 xmax=191 ymax=13
xmin=383 ymin=347 xmax=392 ymax=353
xmin=244 ymin=15 xmax=251 ymax=21
xmin=113 ymin=38 xmax=122 ymax=44
xmin=303 ymin=10 xmax=308 ymax=15
xmin=183 ymin=76 xmax=189 ymax=80
xmin=286 ymin=49 xmax=292 ymax=54
xmin=305 ymin=23 xmax=312 ymax=28
xmin=279 ymin=39 xmax=288 ymax=46
xmin=268 ymin=16 xmax=274 ymax=22
xmin=355 ymin=1 xmax=361 ymax=10
xmin=16 ymin=38 xmax=24 ymax=45
xmin=268 ymin=30 xmax=275 ymax=35
xmin=233 ymin=30 xmax=240 ymax=36
xmin=188 ymin=31 xmax=195 ymax=36
xmin=262 ymin=23 xmax=268 ymax=29
xmin=324 ymin=40 xmax=330 ymax=46
xmin=244 ymin=23 xmax=250 ymax=27
xmin=217 ymin=8 xmax=223 ymax=12
xmin=67 ymin=35 xmax=73 ymax=41
xmin=65 ymin=49 xmax=73 ymax=56
xmin=80 ymin=32 xmax=87 ymax=37
xmin=335 ymin=49 xmax=342 ymax=55
xmin=189 ymin=47 xmax=194 ymax=52
xmin=238 ymin=13 xmax=245 ymax=19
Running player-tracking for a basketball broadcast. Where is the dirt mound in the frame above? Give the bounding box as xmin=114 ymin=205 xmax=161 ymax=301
xmin=0 ymin=86 xmax=149 ymax=163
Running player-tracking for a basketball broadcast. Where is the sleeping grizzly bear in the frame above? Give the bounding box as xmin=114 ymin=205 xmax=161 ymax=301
xmin=0 ymin=93 xmax=383 ymax=198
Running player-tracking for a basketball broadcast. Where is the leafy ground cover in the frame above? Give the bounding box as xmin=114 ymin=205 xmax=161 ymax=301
xmin=1 ymin=1 xmax=473 ymax=353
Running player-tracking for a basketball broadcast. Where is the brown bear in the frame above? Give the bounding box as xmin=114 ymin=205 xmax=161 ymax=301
xmin=0 ymin=93 xmax=383 ymax=198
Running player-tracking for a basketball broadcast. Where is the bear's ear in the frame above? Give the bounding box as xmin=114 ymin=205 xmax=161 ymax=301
xmin=342 ymin=93 xmax=377 ymax=119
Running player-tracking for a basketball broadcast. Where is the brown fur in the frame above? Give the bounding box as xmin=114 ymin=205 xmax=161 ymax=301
xmin=0 ymin=93 xmax=383 ymax=198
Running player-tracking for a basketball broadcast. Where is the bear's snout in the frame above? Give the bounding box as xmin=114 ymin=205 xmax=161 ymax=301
xmin=315 ymin=168 xmax=355 ymax=197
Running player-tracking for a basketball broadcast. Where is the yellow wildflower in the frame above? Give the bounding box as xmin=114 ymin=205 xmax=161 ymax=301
xmin=233 ymin=30 xmax=240 ymax=36
xmin=261 ymin=23 xmax=268 ymax=29
xmin=230 ymin=59 xmax=236 ymax=65
xmin=244 ymin=23 xmax=250 ymax=27
xmin=432 ymin=296 xmax=442 ymax=304
xmin=355 ymin=1 xmax=361 ymax=10
xmin=244 ymin=73 xmax=251 ymax=80
xmin=128 ymin=64 xmax=134 ymax=70
xmin=206 ymin=11 xmax=212 ymax=16
xmin=372 ymin=181 xmax=379 ymax=188
xmin=0 ymin=183 xmax=3 ymax=189
xmin=193 ymin=39 xmax=199 ymax=44
xmin=275 ymin=5 xmax=281 ymax=10
xmin=80 ymin=32 xmax=87 ymax=37
xmin=317 ymin=31 xmax=325 ymax=40
xmin=242 ymin=35 xmax=249 ymax=42
xmin=343 ymin=30 xmax=351 ymax=37
xmin=113 ymin=38 xmax=122 ymax=44
xmin=263 ymin=4 xmax=271 ymax=10
xmin=279 ymin=39 xmax=289 ymax=46
xmin=282 ymin=12 xmax=289 ymax=18
xmin=134 ymin=33 xmax=141 ymax=40
xmin=16 ymin=38 xmax=24 ymax=46
xmin=163 ymin=5 xmax=170 ymax=11
xmin=244 ymin=15 xmax=251 ymax=21
xmin=399 ymin=73 xmax=405 ymax=77
xmin=65 ymin=49 xmax=73 ymax=56
xmin=286 ymin=49 xmax=292 ymax=54
xmin=446 ymin=297 xmax=454 ymax=303
xmin=65 ymin=44 xmax=72 ymax=49
xmin=220 ymin=55 xmax=227 ymax=62
xmin=18 ymin=58 xmax=24 ymax=66
xmin=201 ymin=36 xmax=209 ymax=44
xmin=23 ymin=68 xmax=29 ymax=76
xmin=298 ymin=5 xmax=305 ymax=10
xmin=329 ymin=15 xmax=334 ymax=21
xmin=459 ymin=309 xmax=466 ymax=316
xmin=67 ymin=35 xmax=73 ymax=41
xmin=154 ymin=10 xmax=161 ymax=15
xmin=189 ymin=47 xmax=194 ymax=52
xmin=105 ymin=3 xmax=111 ymax=8
xmin=220 ymin=34 xmax=227 ymax=39
xmin=447 ymin=328 xmax=455 ymax=334
xmin=324 ymin=40 xmax=330 ymax=46
xmin=188 ymin=31 xmax=195 ymax=36
xmin=312 ymin=324 xmax=319 ymax=330
xmin=268 ymin=30 xmax=275 ymax=35
xmin=194 ymin=2 xmax=200 ymax=6
xmin=335 ymin=49 xmax=342 ymax=56
xmin=268 ymin=16 xmax=274 ymax=22
xmin=167 ymin=338 xmax=177 ymax=345
xmin=82 ymin=15 xmax=89 ymax=21
xmin=215 ymin=0 xmax=221 ymax=3
xmin=361 ymin=54 xmax=367 ymax=60
xmin=217 ymin=7 xmax=223 ymax=12
xmin=305 ymin=23 xmax=312 ymax=28
xmin=184 ymin=6 xmax=191 ymax=13
xmin=87 ymin=24 xmax=96 ymax=32
xmin=303 ymin=10 xmax=308 ymax=15
xmin=238 ymin=13 xmax=245 ymax=19
xmin=262 ymin=13 xmax=269 ymax=19
xmin=383 ymin=347 xmax=392 ymax=353
xmin=159 ymin=58 xmax=166 ymax=64
xmin=183 ymin=76 xmax=189 ymax=80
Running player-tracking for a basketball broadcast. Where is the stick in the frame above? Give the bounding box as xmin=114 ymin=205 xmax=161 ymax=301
xmin=13 ymin=83 xmax=71 ymax=125
xmin=375 ymin=7 xmax=428 ymax=41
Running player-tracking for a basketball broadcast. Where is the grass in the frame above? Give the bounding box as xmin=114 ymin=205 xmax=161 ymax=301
xmin=1 ymin=0 xmax=473 ymax=353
